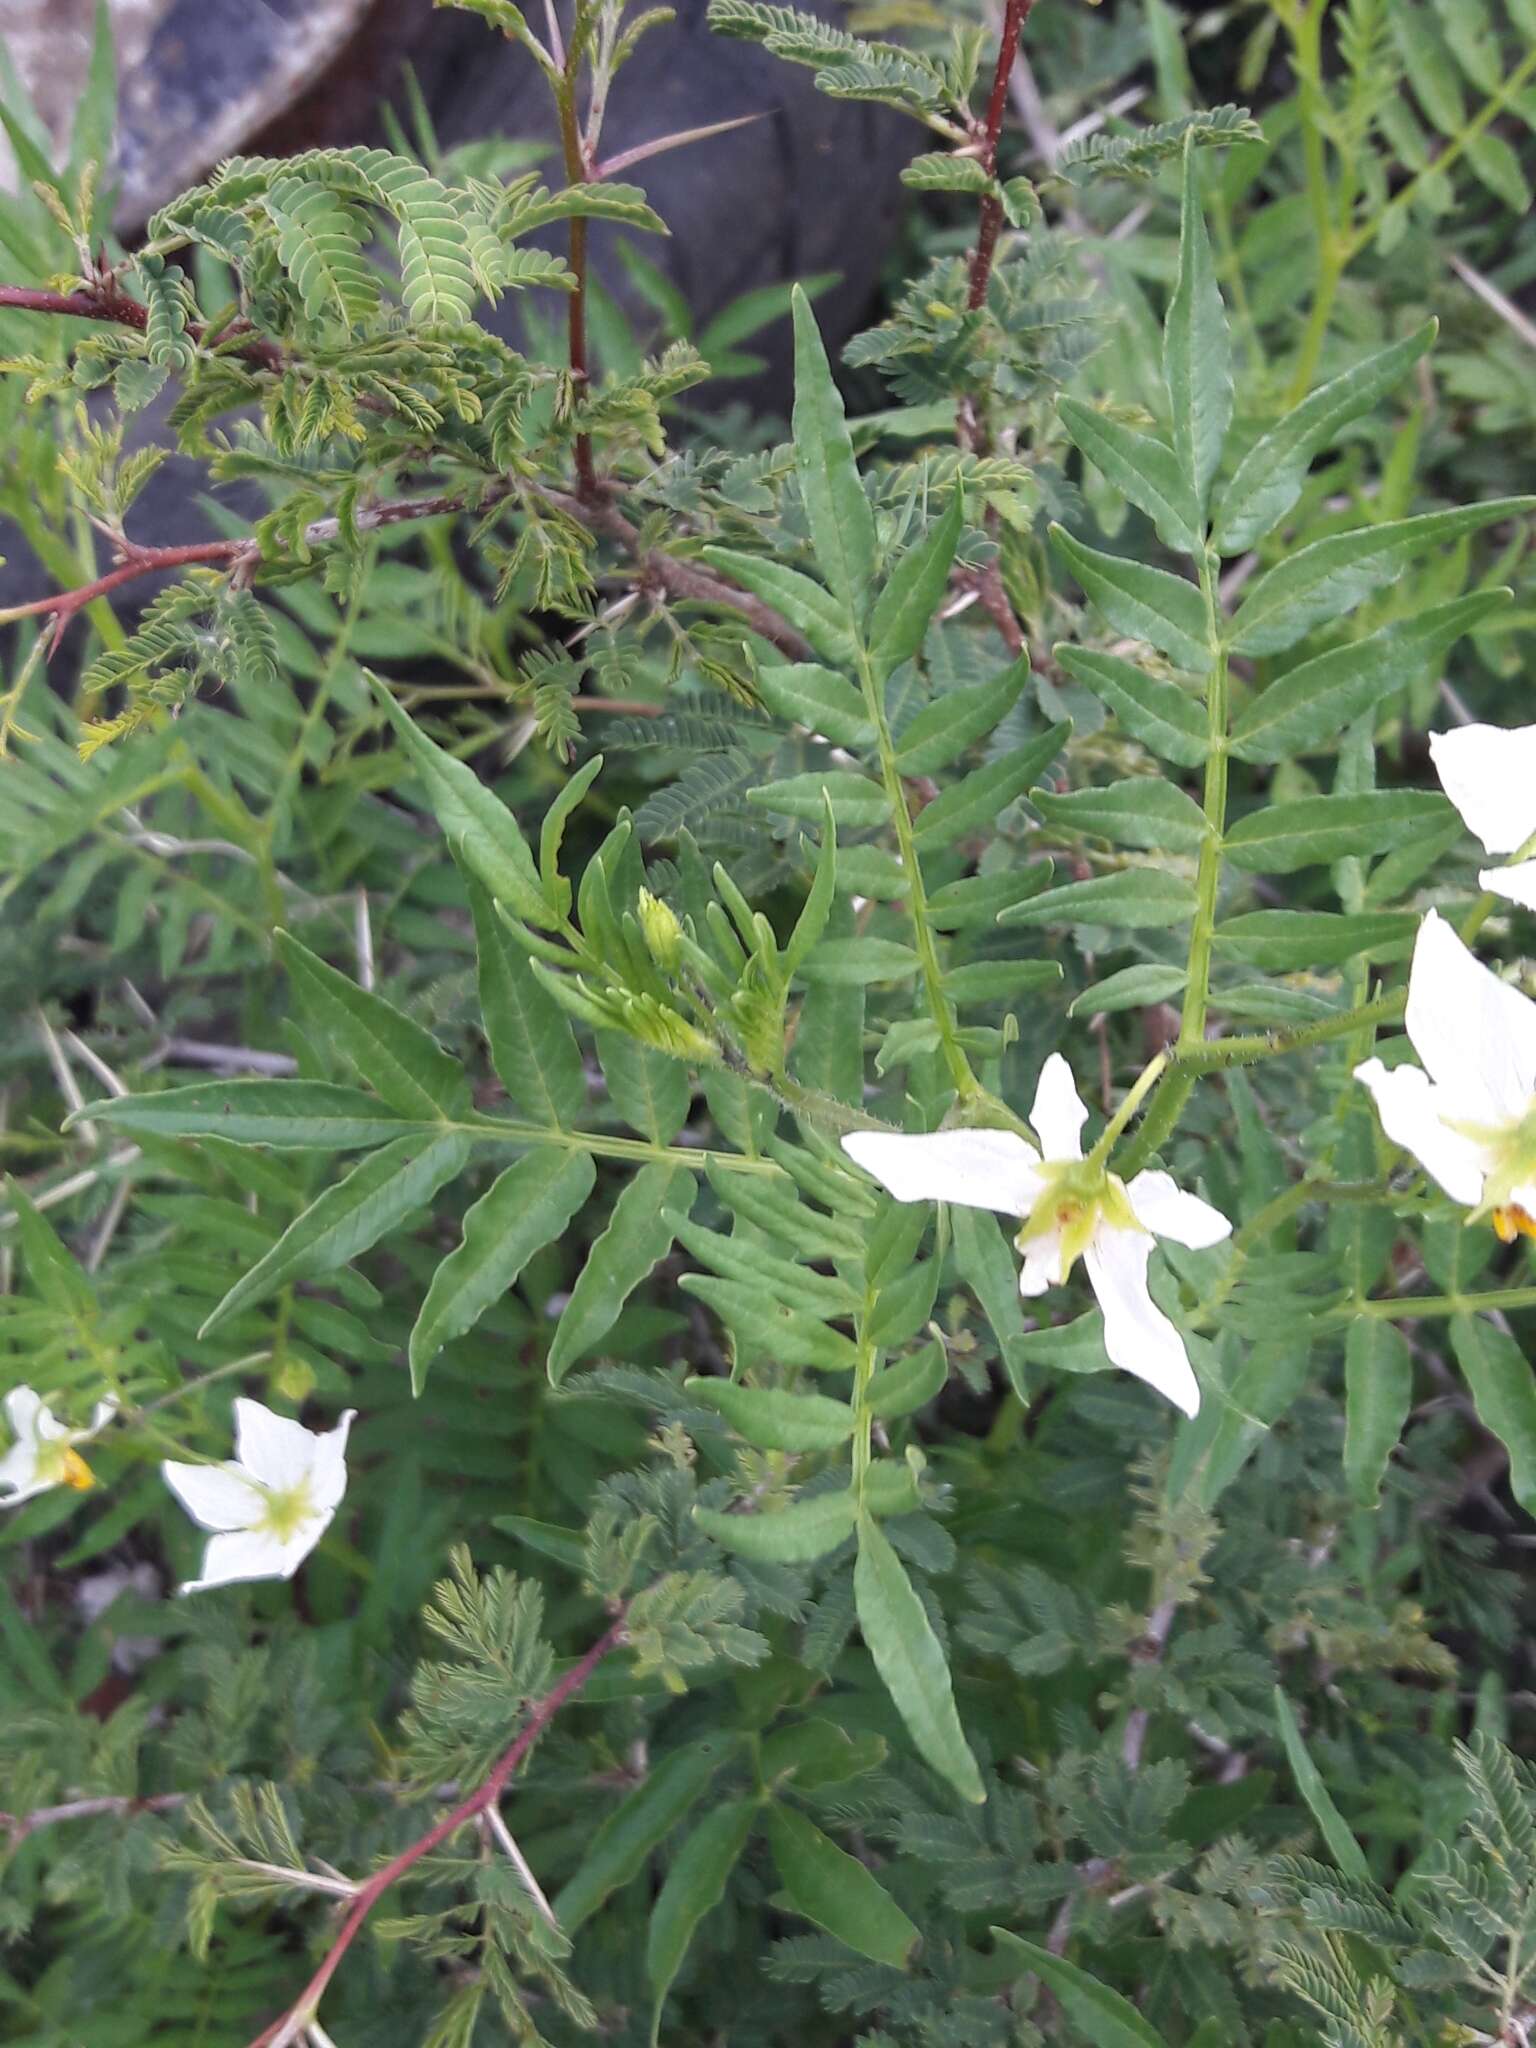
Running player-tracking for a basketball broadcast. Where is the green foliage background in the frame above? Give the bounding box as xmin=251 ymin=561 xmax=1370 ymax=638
xmin=2 ymin=1 xmax=1536 ymax=2043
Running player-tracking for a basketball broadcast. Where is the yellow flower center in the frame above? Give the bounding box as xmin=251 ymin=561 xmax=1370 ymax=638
xmin=37 ymin=1442 xmax=96 ymax=1491
xmin=1450 ymin=1100 xmax=1536 ymax=1240
xmin=1013 ymin=1160 xmax=1144 ymax=1279
xmin=256 ymin=1480 xmax=315 ymax=1543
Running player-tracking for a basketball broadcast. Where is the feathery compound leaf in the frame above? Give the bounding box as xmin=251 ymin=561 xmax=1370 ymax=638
xmin=1164 ymin=137 xmax=1231 ymax=517
xmin=409 ymin=1148 xmax=596 ymax=1391
xmin=352 ymin=148 xmax=477 ymax=323
xmin=1058 ymin=103 xmax=1260 ymax=181
xmin=855 ymin=1511 xmax=985 ymax=1805
xmin=263 ymin=176 xmax=378 ymax=325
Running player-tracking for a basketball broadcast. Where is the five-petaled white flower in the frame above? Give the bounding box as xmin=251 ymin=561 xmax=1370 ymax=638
xmin=0 ymin=1386 xmax=117 ymax=1507
xmin=1429 ymin=723 xmax=1536 ymax=913
xmin=1355 ymin=908 xmax=1536 ymax=1243
xmin=162 ymin=1398 xmax=355 ymax=1595
xmin=841 ymin=1054 xmax=1231 ymax=1417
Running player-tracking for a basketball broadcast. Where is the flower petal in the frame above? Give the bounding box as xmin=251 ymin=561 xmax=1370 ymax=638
xmin=306 ymin=1410 xmax=355 ymax=1515
xmin=1029 ymin=1054 xmax=1089 ymax=1162
xmin=85 ymin=1397 xmax=118 ymax=1439
xmin=1428 ymin=723 xmax=1536 ymax=856
xmin=3 ymin=1386 xmax=43 ymax=1444
xmin=1353 ymin=1056 xmax=1489 ymax=1205
xmin=841 ymin=1128 xmax=1041 ymax=1215
xmin=161 ymin=1459 xmax=265 ymax=1533
xmin=1481 ymin=860 xmax=1536 ymax=913
xmin=232 ymin=1398 xmax=326 ymax=1490
xmin=1018 ymin=1231 xmax=1059 ymax=1297
xmin=0 ymin=1442 xmax=46 ymax=1504
xmin=1405 ymin=909 xmax=1536 ymax=1123
xmin=1126 ymin=1170 xmax=1232 ymax=1249
xmin=179 ymin=1523 xmax=318 ymax=1595
xmin=1083 ymin=1227 xmax=1200 ymax=1416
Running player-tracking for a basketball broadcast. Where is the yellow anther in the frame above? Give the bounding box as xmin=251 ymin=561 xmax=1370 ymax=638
xmin=1493 ymin=1204 xmax=1536 ymax=1244
xmin=59 ymin=1447 xmax=95 ymax=1491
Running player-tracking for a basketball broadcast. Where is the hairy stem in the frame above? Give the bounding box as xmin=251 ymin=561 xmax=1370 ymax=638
xmin=967 ymin=0 xmax=1036 ymax=312
xmin=556 ymin=61 xmax=596 ymax=498
xmin=855 ymin=643 xmax=978 ymax=1101
xmin=248 ymin=1615 xmax=628 ymax=2048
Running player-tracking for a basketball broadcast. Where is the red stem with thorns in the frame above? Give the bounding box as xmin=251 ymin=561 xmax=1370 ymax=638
xmin=967 ymin=0 xmax=1036 ymax=312
xmin=248 ymin=1614 xmax=628 ymax=2048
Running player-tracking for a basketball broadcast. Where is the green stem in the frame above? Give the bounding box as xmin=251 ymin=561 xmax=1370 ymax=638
xmin=1172 ymin=989 xmax=1407 ymax=1072
xmin=1284 ymin=0 xmax=1343 ymax=406
xmin=855 ymin=643 xmax=978 ymax=1102
xmin=1349 ymin=1284 xmax=1536 ymax=1323
xmin=1093 ymin=1053 xmax=1169 ymax=1172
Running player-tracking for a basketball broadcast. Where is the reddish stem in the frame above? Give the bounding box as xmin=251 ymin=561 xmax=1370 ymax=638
xmin=966 ymin=0 xmax=1035 ymax=312
xmin=0 ymin=282 xmax=286 ymax=374
xmin=1 ymin=540 xmax=255 ymax=652
xmin=248 ymin=1616 xmax=628 ymax=2048
xmin=556 ymin=73 xmax=596 ymax=500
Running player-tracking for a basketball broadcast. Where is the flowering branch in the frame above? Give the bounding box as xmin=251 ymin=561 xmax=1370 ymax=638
xmin=247 ymin=1614 xmax=629 ymax=2048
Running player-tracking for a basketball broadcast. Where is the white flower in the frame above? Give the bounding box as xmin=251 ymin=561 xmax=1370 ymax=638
xmin=841 ymin=1054 xmax=1230 ymax=1416
xmin=162 ymin=1399 xmax=355 ymax=1595
xmin=1429 ymin=723 xmax=1536 ymax=912
xmin=1355 ymin=908 xmax=1536 ymax=1241
xmin=0 ymin=1387 xmax=117 ymax=1506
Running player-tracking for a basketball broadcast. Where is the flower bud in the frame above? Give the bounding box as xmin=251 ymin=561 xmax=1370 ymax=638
xmin=636 ymin=888 xmax=684 ymax=976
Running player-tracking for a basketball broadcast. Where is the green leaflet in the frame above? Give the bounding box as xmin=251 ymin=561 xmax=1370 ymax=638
xmin=595 ymin=1031 xmax=692 ymax=1146
xmin=1272 ymin=1686 xmax=1372 ymax=1884
xmin=1451 ymin=1314 xmax=1536 ymax=1518
xmin=764 ymin=1803 xmax=918 ymax=1966
xmin=797 ymin=936 xmax=920 ymax=986
xmin=893 ymin=656 xmax=1028 ymax=775
xmin=466 ymin=876 xmax=588 ymax=1128
xmin=276 ymin=930 xmax=470 ymax=1122
xmin=748 ymin=769 xmax=889 ymax=827
xmin=555 ymin=1735 xmax=736 ymax=1929
xmin=1032 ymin=777 xmax=1210 ymax=853
xmin=910 ymin=722 xmax=1071 ymax=850
xmin=370 ymin=675 xmax=552 ymax=926
xmin=990 ymin=1930 xmax=1171 ymax=2048
xmin=646 ymin=1797 xmax=758 ymax=2046
xmin=1055 ymin=645 xmax=1207 ymax=767
xmin=1000 ymin=867 xmax=1198 ymax=929
xmin=1050 ymin=527 xmax=1212 ymax=671
xmin=1212 ymin=910 xmax=1415 ymax=969
xmin=854 ymin=1511 xmax=985 ymax=1805
xmin=1227 ymin=496 xmax=1536 ymax=655
xmin=67 ymin=1079 xmax=410 ymax=1150
xmin=547 ymin=1162 xmax=691 ymax=1385
xmin=1070 ymin=964 xmax=1189 ymax=1017
xmin=685 ymin=1379 xmax=857 ymax=1452
xmin=1343 ymin=1317 xmax=1412 ymax=1508
xmin=790 ymin=285 xmax=876 ymax=623
xmin=698 ymin=546 xmax=859 ymax=667
xmin=1213 ymin=321 xmax=1437 ymax=554
xmin=1057 ymin=397 xmax=1201 ymax=554
xmin=1228 ymin=591 xmax=1511 ymax=763
xmin=782 ymin=798 xmax=838 ymax=977
xmin=926 ymin=864 xmax=1052 ymax=929
xmin=752 ymin=662 xmax=874 ymax=747
xmin=7 ymin=1182 xmax=95 ymax=1320
xmin=409 ymin=1149 xmax=595 ymax=1390
xmin=200 ymin=1130 xmax=472 ymax=1337
xmin=695 ymin=1489 xmax=859 ymax=1562
xmin=951 ymin=1206 xmax=1030 ymax=1398
xmin=867 ymin=1339 xmax=948 ymax=1420
xmin=1164 ymin=135 xmax=1231 ymax=517
xmin=1223 ymin=791 xmax=1455 ymax=872
xmin=867 ymin=488 xmax=963 ymax=684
